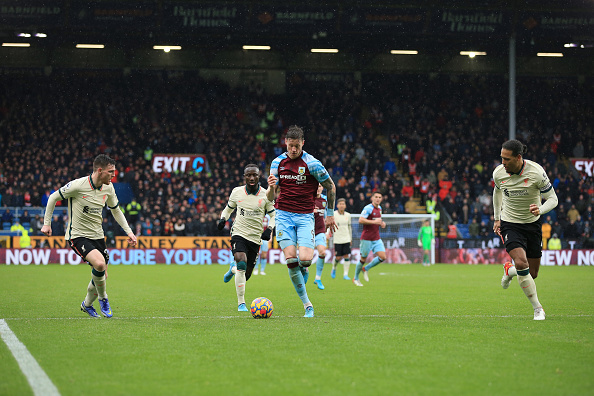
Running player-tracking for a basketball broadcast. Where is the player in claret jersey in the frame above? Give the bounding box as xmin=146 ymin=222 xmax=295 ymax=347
xmin=267 ymin=126 xmax=337 ymax=317
xmin=353 ymin=192 xmax=386 ymax=287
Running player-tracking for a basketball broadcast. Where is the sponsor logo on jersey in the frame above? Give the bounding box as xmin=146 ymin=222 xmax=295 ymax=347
xmin=503 ymin=189 xmax=529 ymax=197
xmin=280 ymin=174 xmax=307 ymax=181
xmin=82 ymin=206 xmax=103 ymax=214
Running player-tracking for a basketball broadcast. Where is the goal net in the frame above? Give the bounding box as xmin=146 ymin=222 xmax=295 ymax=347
xmin=329 ymin=214 xmax=436 ymax=264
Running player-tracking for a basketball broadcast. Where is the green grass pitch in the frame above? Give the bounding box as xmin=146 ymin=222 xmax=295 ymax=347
xmin=1 ymin=263 xmax=593 ymax=395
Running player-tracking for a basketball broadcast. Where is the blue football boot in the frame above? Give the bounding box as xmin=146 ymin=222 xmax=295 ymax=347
xmin=223 ymin=262 xmax=237 ymax=283
xmin=304 ymin=306 xmax=314 ymax=318
xmin=331 ymin=268 xmax=336 ymax=279
xmin=314 ymin=279 xmax=325 ymax=290
xmin=80 ymin=301 xmax=100 ymax=318
xmin=238 ymin=303 xmax=248 ymax=312
xmin=98 ymin=298 xmax=113 ymax=318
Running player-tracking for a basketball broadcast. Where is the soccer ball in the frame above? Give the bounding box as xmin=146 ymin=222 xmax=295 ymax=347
xmin=250 ymin=297 xmax=274 ymax=319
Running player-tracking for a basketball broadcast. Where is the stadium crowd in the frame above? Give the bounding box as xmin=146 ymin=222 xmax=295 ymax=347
xmin=0 ymin=72 xmax=593 ymax=248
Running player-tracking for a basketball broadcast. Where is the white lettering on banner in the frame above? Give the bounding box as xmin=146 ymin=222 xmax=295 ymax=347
xmin=542 ymin=250 xmax=573 ymax=266
xmin=572 ymin=159 xmax=594 ymax=177
xmin=163 ymin=249 xmax=175 ymax=264
xmin=5 ymin=250 xmax=51 ymax=265
xmin=152 ymin=155 xmax=206 ymax=174
xmin=217 ymin=249 xmax=233 ymax=265
xmin=577 ymin=250 xmax=594 ymax=266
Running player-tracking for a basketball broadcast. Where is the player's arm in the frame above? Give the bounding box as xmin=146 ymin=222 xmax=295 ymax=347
xmin=531 ymin=188 xmax=558 ymax=217
xmin=262 ymin=207 xmax=276 ymax=240
xmin=359 ymin=216 xmax=381 ymax=225
xmin=417 ymin=228 xmax=423 ymax=247
xmin=320 ymin=178 xmax=337 ymax=232
xmin=267 ymin=162 xmax=280 ymax=202
xmin=218 ymin=193 xmax=236 ymax=230
xmin=110 ymin=205 xmax=137 ymax=246
xmin=492 ymin=183 xmax=503 ymax=235
xmin=42 ymin=182 xmax=74 ymax=236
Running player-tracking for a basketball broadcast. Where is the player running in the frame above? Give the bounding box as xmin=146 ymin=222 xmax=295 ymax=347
xmin=267 ymin=125 xmax=337 ymax=317
xmin=330 ymin=198 xmax=352 ymax=280
xmin=219 ymin=164 xmax=275 ymax=312
xmin=417 ymin=219 xmax=434 ymax=266
xmin=354 ymin=192 xmax=386 ymax=287
xmin=41 ymin=154 xmax=137 ymax=318
xmin=493 ymin=139 xmax=558 ymax=320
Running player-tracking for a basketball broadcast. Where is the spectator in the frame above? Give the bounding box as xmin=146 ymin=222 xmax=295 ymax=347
xmin=51 ymin=214 xmax=65 ymax=236
xmin=542 ymin=216 xmax=552 ymax=249
xmin=548 ymin=233 xmax=562 ymax=250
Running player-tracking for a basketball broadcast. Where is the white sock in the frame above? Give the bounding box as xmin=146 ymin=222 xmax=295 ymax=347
xmin=518 ymin=274 xmax=541 ymax=309
xmin=332 ymin=260 xmax=339 ymax=270
xmin=84 ymin=280 xmax=98 ymax=307
xmin=92 ymin=273 xmax=107 ymax=300
xmin=343 ymin=260 xmax=350 ymax=277
xmin=235 ymin=270 xmax=246 ymax=305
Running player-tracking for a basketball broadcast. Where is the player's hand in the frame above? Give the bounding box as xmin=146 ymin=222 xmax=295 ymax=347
xmin=417 ymin=240 xmax=422 ymax=247
xmin=325 ymin=216 xmax=338 ymax=233
xmin=41 ymin=225 xmax=52 ymax=237
xmin=217 ymin=219 xmax=226 ymax=230
xmin=529 ymin=204 xmax=540 ymax=216
xmin=493 ymin=220 xmax=501 ymax=236
xmin=127 ymin=232 xmax=137 ymax=247
xmin=261 ymin=227 xmax=273 ymax=241
xmin=381 ymin=221 xmax=386 ymax=229
xmin=267 ymin=174 xmax=278 ymax=187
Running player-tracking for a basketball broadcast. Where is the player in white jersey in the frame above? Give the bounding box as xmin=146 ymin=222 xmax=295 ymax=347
xmin=492 ymin=140 xmax=558 ymax=320
xmin=329 ymin=198 xmax=352 ymax=280
xmin=218 ymin=164 xmax=276 ymax=312
xmin=41 ymin=154 xmax=137 ymax=318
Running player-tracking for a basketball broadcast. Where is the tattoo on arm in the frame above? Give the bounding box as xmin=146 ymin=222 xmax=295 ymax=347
xmin=321 ymin=179 xmax=336 ymax=209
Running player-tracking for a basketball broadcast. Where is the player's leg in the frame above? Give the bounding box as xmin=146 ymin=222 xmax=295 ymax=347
xmin=277 ymin=211 xmax=313 ymax=316
xmin=234 ymin=253 xmax=249 ymax=311
xmin=260 ymin=241 xmax=269 ymax=275
xmin=354 ymin=240 xmax=371 ymax=286
xmin=314 ymin=234 xmax=326 ymax=290
xmin=362 ymin=240 xmax=386 ymax=281
xmin=295 ymin=213 xmax=315 ymax=284
xmin=342 ymin=251 xmax=351 ymax=280
xmin=509 ymin=247 xmax=544 ymax=320
xmin=85 ymin=248 xmax=111 ymax=317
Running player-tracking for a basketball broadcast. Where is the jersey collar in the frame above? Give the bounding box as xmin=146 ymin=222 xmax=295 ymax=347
xmin=88 ymin=175 xmax=103 ymax=190
xmin=507 ymin=160 xmax=526 ymax=176
xmin=244 ymin=185 xmax=261 ymax=195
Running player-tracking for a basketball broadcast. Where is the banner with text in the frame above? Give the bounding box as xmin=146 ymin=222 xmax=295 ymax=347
xmin=0 ymin=1 xmax=64 ymax=27
xmin=570 ymin=158 xmax=594 ymax=178
xmin=251 ymin=5 xmax=337 ymax=32
xmin=2 ymin=248 xmax=594 ymax=266
xmin=70 ymin=2 xmax=156 ymax=29
xmin=519 ymin=11 xmax=594 ymax=36
xmin=342 ymin=7 xmax=426 ymax=34
xmin=152 ymin=154 xmax=208 ymax=174
xmin=431 ymin=9 xmax=512 ymax=36
xmin=162 ymin=3 xmax=247 ymax=31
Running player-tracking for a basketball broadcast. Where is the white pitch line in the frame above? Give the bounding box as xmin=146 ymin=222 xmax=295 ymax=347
xmin=2 ymin=314 xmax=592 ymax=321
xmin=0 ymin=319 xmax=60 ymax=396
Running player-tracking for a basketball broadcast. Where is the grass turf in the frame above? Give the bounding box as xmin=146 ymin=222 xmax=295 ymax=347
xmin=1 ymin=263 xmax=593 ymax=396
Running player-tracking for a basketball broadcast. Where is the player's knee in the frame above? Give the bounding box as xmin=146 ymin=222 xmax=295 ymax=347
xmin=300 ymin=260 xmax=312 ymax=268
xmin=286 ymin=257 xmax=299 ymax=269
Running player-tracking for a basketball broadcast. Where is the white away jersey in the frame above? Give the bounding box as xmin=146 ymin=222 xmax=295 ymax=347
xmin=226 ymin=186 xmax=275 ymax=245
xmin=332 ymin=211 xmax=352 ymax=244
xmin=56 ymin=175 xmax=120 ymax=240
xmin=493 ymin=159 xmax=553 ymax=224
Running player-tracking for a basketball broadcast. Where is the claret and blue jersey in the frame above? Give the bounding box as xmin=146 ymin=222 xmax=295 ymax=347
xmin=270 ymin=151 xmax=330 ymax=214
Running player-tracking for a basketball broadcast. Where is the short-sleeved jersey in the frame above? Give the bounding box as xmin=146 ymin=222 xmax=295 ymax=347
xmin=493 ymin=159 xmax=553 ymax=224
xmin=226 ymin=186 xmax=275 ymax=245
xmin=360 ymin=203 xmax=382 ymax=241
xmin=314 ymin=194 xmax=327 ymax=235
xmin=333 ymin=210 xmax=352 ymax=244
xmin=55 ymin=175 xmax=120 ymax=240
xmin=270 ymin=151 xmax=330 ymax=214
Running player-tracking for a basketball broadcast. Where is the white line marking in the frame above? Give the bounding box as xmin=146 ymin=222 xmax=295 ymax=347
xmin=2 ymin=314 xmax=592 ymax=321
xmin=0 ymin=319 xmax=60 ymax=396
